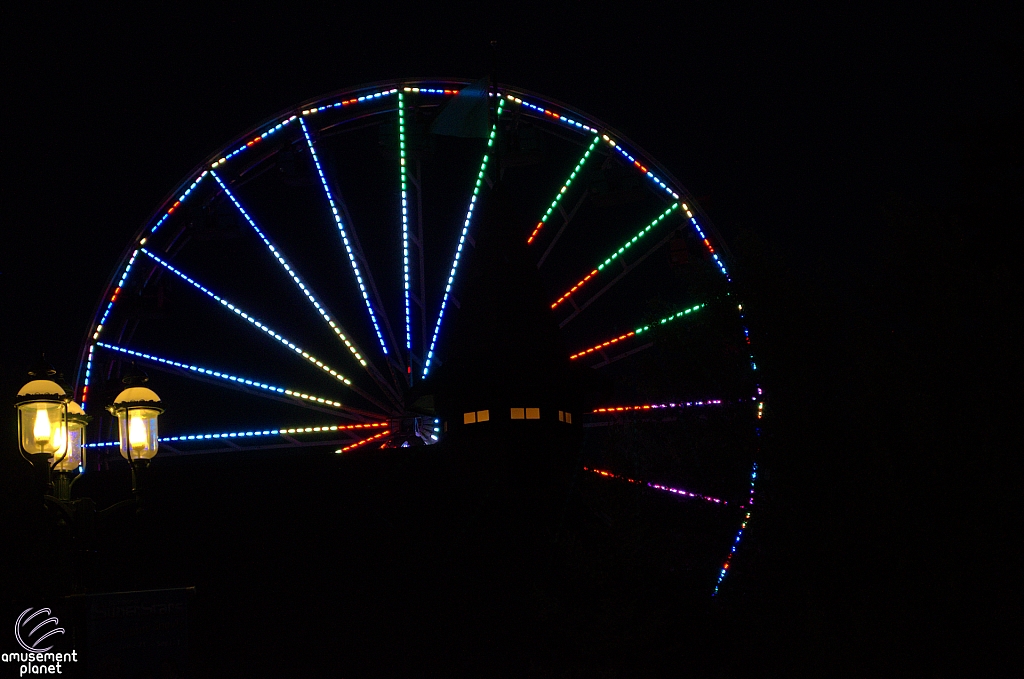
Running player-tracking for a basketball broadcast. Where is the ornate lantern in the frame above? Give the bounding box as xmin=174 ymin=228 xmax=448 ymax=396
xmin=109 ymin=386 xmax=164 ymax=463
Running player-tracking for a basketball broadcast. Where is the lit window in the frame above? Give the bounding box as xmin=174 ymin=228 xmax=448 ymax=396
xmin=464 ymin=412 xmax=476 ymax=424
xmin=565 ymin=412 xmax=572 ymax=424
xmin=511 ymin=408 xmax=525 ymax=420
xmin=477 ymin=409 xmax=490 ymax=422
xmin=558 ymin=410 xmax=564 ymax=422
xmin=526 ymin=408 xmax=540 ymax=420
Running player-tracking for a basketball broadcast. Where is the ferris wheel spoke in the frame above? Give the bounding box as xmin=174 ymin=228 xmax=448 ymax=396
xmin=332 ymin=193 xmax=407 ymax=390
xmin=714 ymin=462 xmax=758 ymax=596
xmin=569 ymin=303 xmax=705 ymax=362
xmin=139 ymin=248 xmax=394 ymax=410
xmin=550 ymin=203 xmax=679 ymax=312
xmin=336 ymin=428 xmax=392 ymax=453
xmin=598 ymin=133 xmax=732 ymax=283
xmin=209 ymin=172 xmax=382 ymax=374
xmin=536 ymin=188 xmax=590 ymax=269
xmin=397 ymin=91 xmax=434 ymax=380
xmin=397 ymin=91 xmax=414 ymax=366
xmin=422 ymin=102 xmax=503 ymax=378
xmin=90 ymin=422 xmax=390 ymax=457
xmin=95 ymin=342 xmax=388 ymax=420
xmin=556 ymin=217 xmax=683 ymax=329
xmin=586 ymin=398 xmax=733 ymax=422
xmin=582 ymin=466 xmax=728 ymax=506
xmin=300 ymin=117 xmax=393 ymax=361
xmin=528 ymin=135 xmax=600 ymax=247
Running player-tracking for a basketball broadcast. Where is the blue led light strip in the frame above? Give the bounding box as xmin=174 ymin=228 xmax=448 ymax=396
xmin=96 ymin=342 xmax=346 ymax=407
xmin=504 ymin=93 xmax=730 ymax=282
xmin=83 ymin=248 xmax=143 ymax=409
xmin=422 ymin=100 xmax=504 ymax=377
xmin=92 ymin=249 xmax=139 ymax=342
xmin=503 ymin=93 xmax=598 ymax=134
xmin=713 ymin=462 xmax=758 ymax=596
xmin=150 ymin=172 xmax=209 ymax=235
xmin=738 ymin=303 xmax=757 ymax=371
xmin=398 ymin=92 xmax=412 ymax=353
xmin=210 ymin=172 xmax=368 ymax=368
xmin=299 ymin=118 xmax=389 ymax=356
xmin=302 ymin=88 xmax=398 ymax=115
xmin=209 ymin=116 xmax=297 ymax=169
xmin=86 ymin=422 xmax=388 ymax=448
xmin=80 ymin=344 xmax=95 ymax=410
xmin=527 ymin=136 xmax=600 ymax=244
xmin=596 ymin=133 xmax=730 ymax=281
xmin=141 ymin=248 xmax=354 ymax=386
xmin=679 ymin=202 xmax=731 ymax=281
xmin=552 ymin=204 xmax=678 ymax=309
xmin=599 ymin=134 xmax=680 ymax=201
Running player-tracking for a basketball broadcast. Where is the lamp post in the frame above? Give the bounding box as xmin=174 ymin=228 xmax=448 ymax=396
xmin=108 ymin=381 xmax=164 ymax=502
xmin=13 ymin=362 xmax=165 ymax=593
xmin=15 ymin=371 xmax=71 ymax=496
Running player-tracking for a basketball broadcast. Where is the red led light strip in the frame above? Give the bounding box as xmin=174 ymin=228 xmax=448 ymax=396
xmin=551 ymin=269 xmax=598 ymax=309
xmin=583 ymin=466 xmax=726 ymax=505
xmin=337 ymin=429 xmax=390 ymax=453
xmin=569 ymin=331 xmax=636 ymax=359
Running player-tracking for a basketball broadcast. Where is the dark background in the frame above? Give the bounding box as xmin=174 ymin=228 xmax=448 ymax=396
xmin=2 ymin=3 xmax=1019 ymax=675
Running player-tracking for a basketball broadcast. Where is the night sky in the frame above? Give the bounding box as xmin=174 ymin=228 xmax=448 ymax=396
xmin=3 ymin=4 xmax=1019 ymax=675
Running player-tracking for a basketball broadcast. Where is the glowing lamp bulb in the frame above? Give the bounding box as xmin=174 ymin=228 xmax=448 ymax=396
xmin=50 ymin=425 xmax=66 ymax=457
xmin=33 ymin=408 xmax=51 ymax=444
xmin=128 ymin=414 xmax=147 ymax=451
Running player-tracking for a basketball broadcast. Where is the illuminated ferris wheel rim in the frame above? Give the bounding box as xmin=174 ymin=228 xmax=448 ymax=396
xmin=75 ymin=77 xmax=753 ymax=415
xmin=73 ymin=77 xmax=762 ymax=596
xmin=77 ymin=76 xmax=734 ymax=383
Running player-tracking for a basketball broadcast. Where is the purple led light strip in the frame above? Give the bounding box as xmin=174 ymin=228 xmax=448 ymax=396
xmin=583 ymin=466 xmax=727 ymax=505
xmin=591 ymin=399 xmax=726 ymax=414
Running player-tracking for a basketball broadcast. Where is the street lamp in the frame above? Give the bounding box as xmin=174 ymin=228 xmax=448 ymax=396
xmin=51 ymin=401 xmax=91 ymax=500
xmin=109 ymin=386 xmax=163 ymax=463
xmin=108 ymin=381 xmax=164 ymax=500
xmin=14 ymin=363 xmax=163 ymax=503
xmin=13 ymin=363 xmax=166 ymax=594
xmin=15 ymin=376 xmax=71 ymax=493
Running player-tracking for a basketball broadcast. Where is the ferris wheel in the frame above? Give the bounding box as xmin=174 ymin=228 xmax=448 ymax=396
xmin=74 ymin=78 xmax=764 ymax=594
